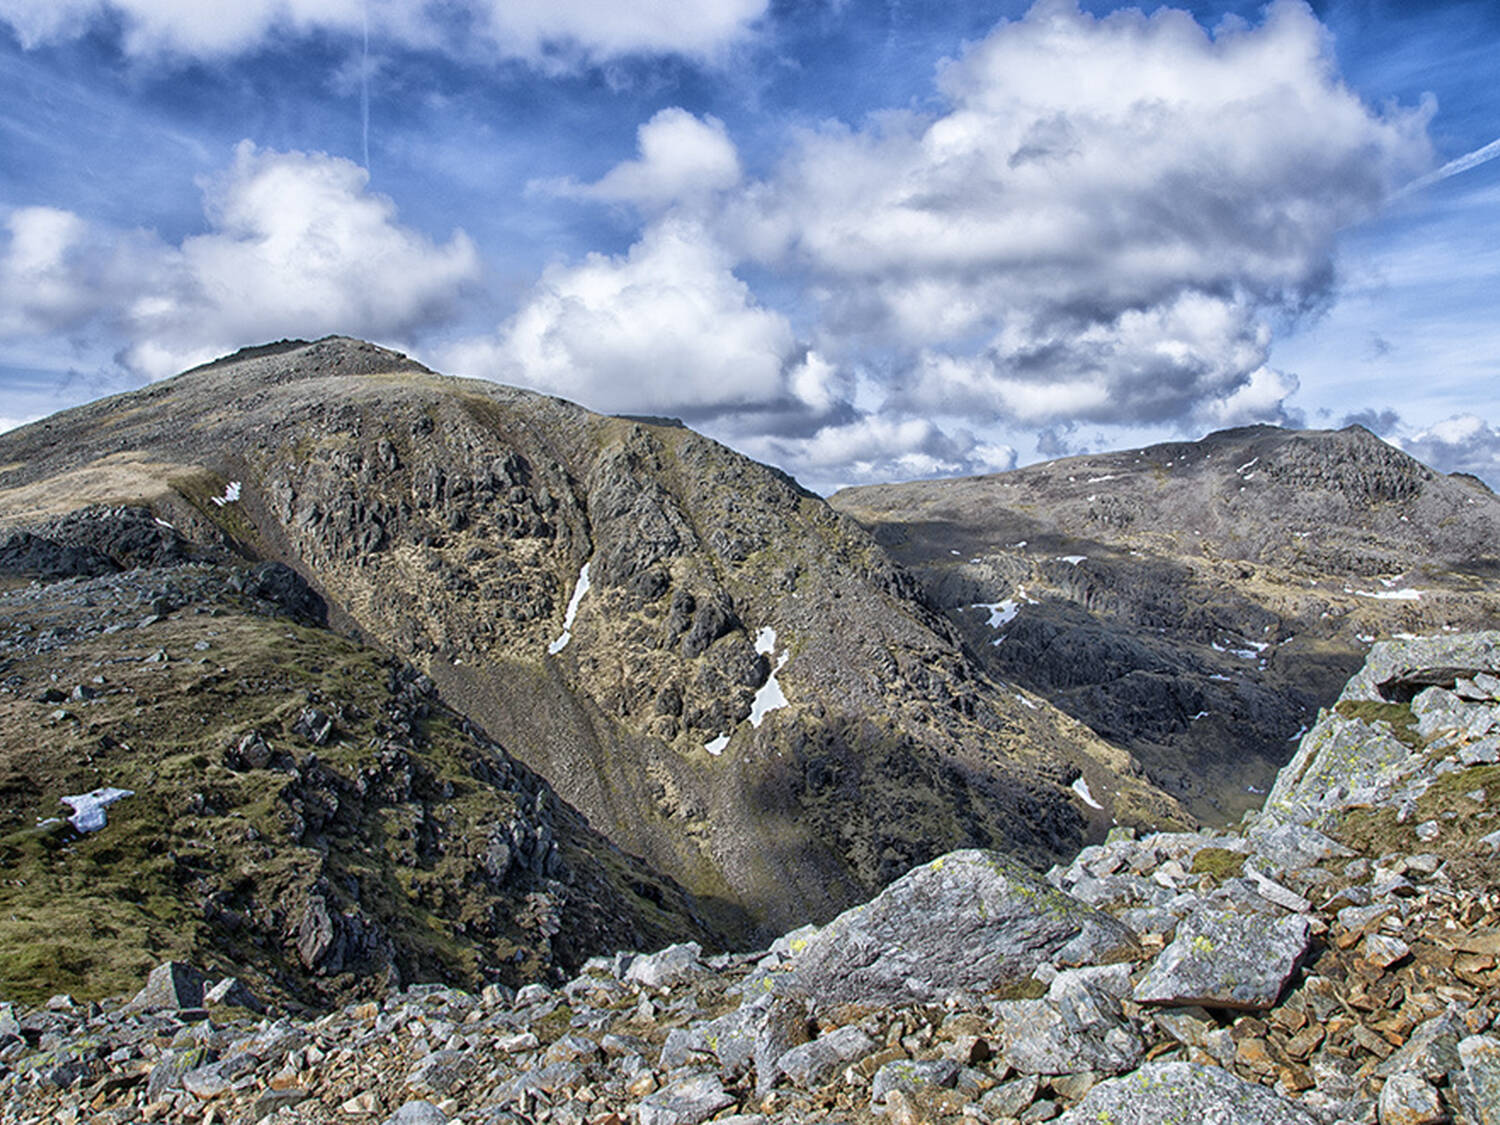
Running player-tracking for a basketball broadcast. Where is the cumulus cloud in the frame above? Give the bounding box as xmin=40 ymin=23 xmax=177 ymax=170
xmin=542 ymin=109 xmax=741 ymax=214
xmin=1340 ymin=407 xmax=1402 ymax=436
xmin=1400 ymin=415 xmax=1500 ymax=489
xmin=0 ymin=0 xmax=766 ymax=63
xmin=731 ymin=414 xmax=1018 ymax=493
xmin=0 ymin=143 xmax=479 ymax=378
xmin=442 ymin=217 xmax=815 ymax=417
xmin=723 ymin=0 xmax=1430 ymax=431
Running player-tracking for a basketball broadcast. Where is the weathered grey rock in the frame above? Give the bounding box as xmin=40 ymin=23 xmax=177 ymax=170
xmin=1264 ymin=712 xmax=1414 ymax=826
xmin=753 ymin=995 xmax=812 ymax=1097
xmin=1245 ymin=821 xmax=1353 ymax=872
xmin=625 ymin=942 xmax=705 ymax=989
xmin=145 ymin=1045 xmax=215 ymax=1101
xmin=1056 ymin=1061 xmax=1321 ymax=1124
xmin=782 ymin=850 xmax=1137 ymax=1011
xmin=404 ymin=1048 xmax=474 ymax=1095
xmin=775 ymin=1024 xmax=876 ymax=1089
xmin=636 ymin=1073 xmax=735 ymax=1125
xmin=659 ymin=1026 xmax=715 ymax=1071
xmin=1458 ymin=1035 xmax=1500 ymax=1125
xmin=980 ymin=1073 xmax=1040 ymax=1119
xmin=996 ymin=965 xmax=1143 ymax=1076
xmin=1133 ymin=909 xmax=1310 ymax=1010
xmin=871 ymin=1058 xmax=961 ymax=1104
xmin=1339 ymin=632 xmax=1500 ymax=703
xmin=181 ymin=1062 xmax=232 ymax=1100
xmin=130 ymin=960 xmax=206 ymax=1011
xmin=1377 ymin=1072 xmax=1447 ymax=1125
xmin=203 ymin=976 xmax=262 ymax=1012
xmin=386 ymin=1101 xmax=449 ymax=1125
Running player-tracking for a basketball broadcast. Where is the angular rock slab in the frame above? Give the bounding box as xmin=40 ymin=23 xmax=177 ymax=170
xmin=996 ymin=964 xmax=1143 ymax=1076
xmin=636 ymin=1073 xmax=734 ymax=1125
xmin=129 ymin=961 xmax=206 ymax=1012
xmin=1133 ymin=909 xmax=1310 ymax=1010
xmin=781 ymin=850 xmax=1137 ymax=1011
xmin=1056 ymin=1061 xmax=1321 ymax=1125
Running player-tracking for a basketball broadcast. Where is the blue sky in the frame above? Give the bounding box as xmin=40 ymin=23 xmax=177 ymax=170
xmin=1 ymin=0 xmax=1497 ymax=492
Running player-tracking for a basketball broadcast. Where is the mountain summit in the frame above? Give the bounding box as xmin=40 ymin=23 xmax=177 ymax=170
xmin=0 ymin=337 xmax=1184 ymax=956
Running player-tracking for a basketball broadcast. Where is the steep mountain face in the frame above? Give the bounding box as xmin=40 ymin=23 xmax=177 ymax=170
xmin=0 ymin=337 xmax=1185 ymax=944
xmin=832 ymin=424 xmax=1500 ymax=823
xmin=0 ymin=510 xmax=709 ymax=1009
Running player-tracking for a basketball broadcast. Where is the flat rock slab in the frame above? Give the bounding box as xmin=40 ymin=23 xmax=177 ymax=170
xmin=1133 ymin=909 xmax=1310 ymax=1010
xmin=997 ymin=964 xmax=1142 ymax=1076
xmin=636 ymin=1074 xmax=734 ymax=1125
xmin=1056 ymin=1061 xmax=1321 ymax=1125
xmin=782 ymin=849 xmax=1137 ymax=1011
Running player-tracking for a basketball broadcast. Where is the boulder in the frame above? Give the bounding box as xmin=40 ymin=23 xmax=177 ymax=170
xmin=1056 ymin=1061 xmax=1321 ymax=1124
xmin=625 ymin=942 xmax=706 ymax=989
xmin=1133 ymin=909 xmax=1310 ymax=1010
xmin=781 ymin=850 xmax=1137 ymax=1011
xmin=996 ymin=964 xmax=1143 ymax=1075
xmin=774 ymin=1024 xmax=876 ymax=1089
xmin=130 ymin=961 xmax=206 ymax=1012
xmin=635 ymin=1073 xmax=734 ymax=1125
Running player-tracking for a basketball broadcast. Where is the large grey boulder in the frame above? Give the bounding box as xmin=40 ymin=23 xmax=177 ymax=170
xmin=129 ymin=961 xmax=206 ymax=1012
xmin=775 ymin=1025 xmax=876 ymax=1089
xmin=1056 ymin=1061 xmax=1321 ymax=1124
xmin=635 ymin=1073 xmax=734 ymax=1125
xmin=1133 ymin=909 xmax=1310 ymax=1010
xmin=780 ymin=850 xmax=1137 ymax=1011
xmin=1339 ymin=632 xmax=1500 ymax=703
xmin=625 ymin=942 xmax=705 ymax=989
xmin=1263 ymin=712 xmax=1414 ymax=826
xmin=996 ymin=964 xmax=1142 ymax=1076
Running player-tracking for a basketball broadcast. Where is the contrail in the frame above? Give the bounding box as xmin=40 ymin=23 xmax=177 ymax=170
xmin=361 ymin=0 xmax=371 ymax=173
xmin=1395 ymin=135 xmax=1500 ymax=199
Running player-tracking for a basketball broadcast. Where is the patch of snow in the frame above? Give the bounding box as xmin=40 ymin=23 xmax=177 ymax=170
xmin=1009 ymin=540 xmax=1028 ymax=549
xmin=1357 ymin=633 xmax=1376 ymax=643
xmin=1353 ymin=588 xmax=1422 ymax=601
xmin=1013 ymin=692 xmax=1040 ymax=710
xmin=153 ymin=517 xmax=175 ymax=530
xmin=547 ymin=561 xmax=593 ymax=654
xmin=973 ymin=600 xmax=1021 ymax=629
xmin=1071 ymin=777 xmax=1103 ymax=809
xmin=748 ymin=626 xmax=790 ymax=728
xmin=949 ymin=549 xmax=961 ymax=555
xmin=704 ymin=734 xmax=729 ymax=756
xmin=1190 ymin=710 xmax=1209 ymax=721
xmin=1086 ymin=494 xmax=1097 ymax=503
xmin=1247 ymin=784 xmax=1265 ymax=794
xmin=210 ymin=480 xmax=242 ymax=507
xmin=1236 ymin=458 xmax=1259 ymax=473
xmin=1209 ymin=673 xmax=1231 ymax=682
xmin=61 ymin=787 xmax=134 ymax=833
xmin=1055 ymin=555 xmax=1086 ymax=566
xmin=1085 ymin=475 xmax=1119 ymax=483
xmin=1288 ymin=724 xmax=1308 ymax=741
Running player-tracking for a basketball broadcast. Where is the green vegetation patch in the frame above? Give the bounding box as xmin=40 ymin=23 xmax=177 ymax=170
xmin=1334 ymin=700 xmax=1422 ymax=750
xmin=1189 ymin=847 xmax=1246 ymax=882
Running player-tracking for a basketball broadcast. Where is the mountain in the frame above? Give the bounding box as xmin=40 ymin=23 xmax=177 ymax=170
xmin=0 ymin=337 xmax=1186 ymax=962
xmin=832 ymin=423 xmax=1500 ymax=822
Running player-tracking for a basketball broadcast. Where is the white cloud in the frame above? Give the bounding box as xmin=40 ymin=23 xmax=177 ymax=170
xmin=542 ymin=109 xmax=741 ymax=214
xmin=731 ymin=413 xmax=1018 ymax=494
xmin=0 ymin=0 xmax=766 ymax=62
xmin=1400 ymin=414 xmax=1500 ymax=488
xmin=443 ymin=217 xmax=805 ymax=416
xmin=722 ymin=0 xmax=1431 ymax=429
xmin=0 ymin=143 xmax=479 ymax=378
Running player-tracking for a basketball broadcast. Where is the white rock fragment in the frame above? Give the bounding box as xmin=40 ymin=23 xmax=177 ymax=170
xmin=1072 ymin=777 xmax=1104 ymax=810
xmin=61 ymin=787 xmax=135 ymax=833
xmin=548 ymin=561 xmax=592 ymax=655
xmin=210 ymin=480 xmax=242 ymax=507
xmin=748 ymin=627 xmax=789 ymax=728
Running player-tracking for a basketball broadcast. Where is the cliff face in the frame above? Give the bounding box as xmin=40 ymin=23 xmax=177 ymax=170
xmin=832 ymin=424 xmax=1500 ymax=823
xmin=0 ymin=337 xmax=1185 ymax=943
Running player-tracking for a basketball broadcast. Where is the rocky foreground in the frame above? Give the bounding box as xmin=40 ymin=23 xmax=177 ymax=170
xmin=4 ymin=633 xmax=1500 ymax=1125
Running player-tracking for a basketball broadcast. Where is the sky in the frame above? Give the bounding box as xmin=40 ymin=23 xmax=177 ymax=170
xmin=1 ymin=0 xmax=1497 ymax=494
